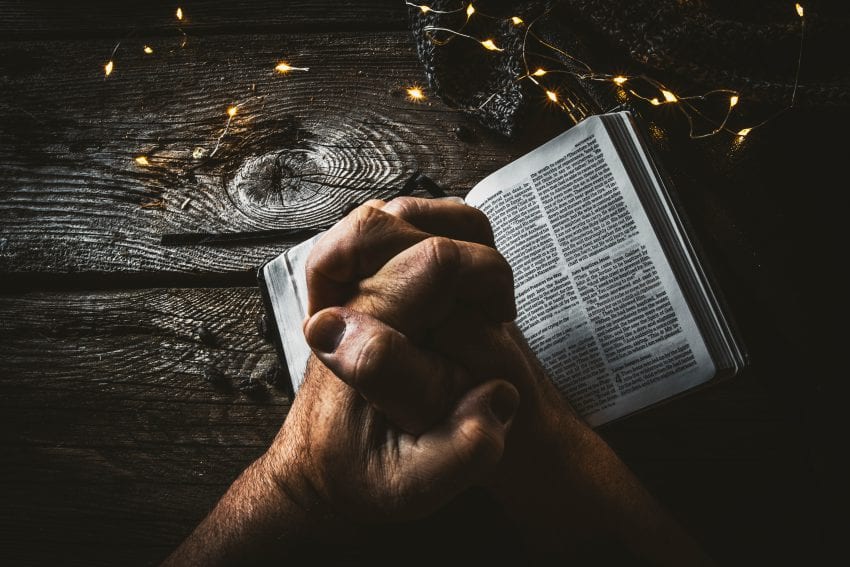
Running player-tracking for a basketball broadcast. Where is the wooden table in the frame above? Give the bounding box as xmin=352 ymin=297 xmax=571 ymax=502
xmin=0 ymin=2 xmax=837 ymax=565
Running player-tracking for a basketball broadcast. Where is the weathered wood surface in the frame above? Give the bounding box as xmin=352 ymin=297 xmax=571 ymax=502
xmin=0 ymin=1 xmax=407 ymax=38
xmin=0 ymin=288 xmax=811 ymax=565
xmin=0 ymin=29 xmax=555 ymax=278
xmin=0 ymin=0 xmax=838 ymax=565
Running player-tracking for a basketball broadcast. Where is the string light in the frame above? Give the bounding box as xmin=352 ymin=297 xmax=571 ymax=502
xmin=274 ymin=62 xmax=310 ymax=73
xmin=661 ymin=89 xmax=678 ymax=103
xmin=416 ymin=1 xmax=807 ymax=141
xmin=406 ymin=87 xmax=425 ymax=101
xmin=480 ymin=39 xmax=502 ymax=51
xmin=176 ymin=7 xmax=183 ymax=20
xmin=404 ymin=2 xmax=465 ymax=15
xmin=104 ymin=60 xmax=114 ymax=77
xmin=143 ymin=45 xmax=153 ymax=54
xmin=134 ymin=156 xmax=150 ymax=166
xmin=227 ymin=105 xmax=238 ymax=117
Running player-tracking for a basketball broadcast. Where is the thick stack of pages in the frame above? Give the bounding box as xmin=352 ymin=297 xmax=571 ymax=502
xmin=259 ymin=111 xmax=746 ymax=426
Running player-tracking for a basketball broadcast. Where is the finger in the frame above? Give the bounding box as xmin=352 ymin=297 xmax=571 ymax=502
xmin=351 ymin=236 xmax=516 ymax=338
xmin=393 ymin=379 xmax=519 ymax=514
xmin=306 ymin=203 xmax=431 ymax=315
xmin=306 ymin=198 xmax=496 ymax=315
xmin=380 ymin=196 xmax=495 ymax=247
xmin=303 ymin=307 xmax=472 ymax=435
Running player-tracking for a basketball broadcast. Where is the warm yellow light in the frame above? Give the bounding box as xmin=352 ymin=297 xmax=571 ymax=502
xmin=466 ymin=4 xmax=475 ymax=18
xmin=406 ymin=87 xmax=425 ymax=101
xmin=511 ymin=16 xmax=524 ymax=25
xmin=227 ymin=106 xmax=238 ymax=117
xmin=135 ymin=156 xmax=150 ymax=166
xmin=795 ymin=3 xmax=804 ymax=17
xmin=143 ymin=45 xmax=153 ymax=54
xmin=737 ymin=127 xmax=752 ymax=137
xmin=729 ymin=95 xmax=739 ymax=107
xmin=546 ymin=90 xmax=558 ymax=102
xmin=613 ymin=76 xmax=628 ymax=85
xmin=419 ymin=5 xmax=431 ymax=13
xmin=532 ymin=68 xmax=547 ymax=77
xmin=480 ymin=39 xmax=502 ymax=51
xmin=650 ymin=97 xmax=661 ymax=106
xmin=274 ymin=62 xmax=309 ymax=73
xmin=176 ymin=7 xmax=184 ymax=20
xmin=661 ymin=89 xmax=678 ymax=103
xmin=104 ymin=60 xmax=114 ymax=77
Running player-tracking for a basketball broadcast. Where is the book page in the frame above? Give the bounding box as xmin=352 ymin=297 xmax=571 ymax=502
xmin=466 ymin=114 xmax=714 ymax=426
xmin=263 ymin=234 xmax=322 ymax=394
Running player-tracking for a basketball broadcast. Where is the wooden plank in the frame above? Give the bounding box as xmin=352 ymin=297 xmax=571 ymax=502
xmin=0 ymin=287 xmax=286 ymax=564
xmin=0 ymin=31 xmax=557 ymax=279
xmin=0 ymin=287 xmax=813 ymax=565
xmin=0 ymin=1 xmax=407 ymax=38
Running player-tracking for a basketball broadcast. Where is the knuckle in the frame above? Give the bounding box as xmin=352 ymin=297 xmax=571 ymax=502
xmin=350 ymin=330 xmax=394 ymax=394
xmin=455 ymin=419 xmax=502 ymax=469
xmin=385 ymin=196 xmax=423 ymax=219
xmin=348 ymin=204 xmax=391 ymax=239
xmin=420 ymin=236 xmax=460 ymax=276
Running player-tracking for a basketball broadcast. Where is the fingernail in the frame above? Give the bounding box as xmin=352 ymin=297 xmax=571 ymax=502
xmin=307 ymin=311 xmax=346 ymax=354
xmin=438 ymin=196 xmax=465 ymax=204
xmin=488 ymin=383 xmax=519 ymax=425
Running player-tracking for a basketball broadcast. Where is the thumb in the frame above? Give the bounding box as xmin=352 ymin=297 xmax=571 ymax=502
xmin=395 ymin=379 xmax=519 ymax=513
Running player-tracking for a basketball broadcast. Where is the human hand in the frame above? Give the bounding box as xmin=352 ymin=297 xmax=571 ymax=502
xmin=303 ymin=197 xmax=568 ymax=444
xmin=299 ymin=198 xmax=712 ymax=565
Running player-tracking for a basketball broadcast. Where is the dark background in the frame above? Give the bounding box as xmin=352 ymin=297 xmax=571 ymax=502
xmin=0 ymin=1 xmax=841 ymax=564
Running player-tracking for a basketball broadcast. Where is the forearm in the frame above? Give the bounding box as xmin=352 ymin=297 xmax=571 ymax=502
xmin=492 ymin=327 xmax=713 ymax=564
xmin=164 ymin=450 xmax=332 ymax=565
xmin=490 ymin=396 xmax=712 ymax=565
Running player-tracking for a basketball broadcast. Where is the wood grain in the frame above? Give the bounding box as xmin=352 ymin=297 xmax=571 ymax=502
xmin=0 ymin=30 xmax=570 ymax=279
xmin=0 ymin=0 xmax=407 ymax=38
xmin=0 ymin=287 xmax=286 ymax=564
xmin=0 ymin=287 xmax=813 ymax=565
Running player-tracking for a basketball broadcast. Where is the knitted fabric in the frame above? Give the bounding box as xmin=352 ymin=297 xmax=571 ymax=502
xmin=408 ymin=0 xmax=849 ymax=137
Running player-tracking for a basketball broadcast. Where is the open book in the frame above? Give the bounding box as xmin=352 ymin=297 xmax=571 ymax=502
xmin=259 ymin=111 xmax=746 ymax=427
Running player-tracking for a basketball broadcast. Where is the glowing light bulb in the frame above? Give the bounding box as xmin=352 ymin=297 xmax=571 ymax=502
xmin=406 ymin=87 xmax=425 ymax=101
xmin=480 ymin=39 xmax=502 ymax=51
xmin=795 ymin=3 xmax=804 ymax=17
xmin=613 ymin=76 xmax=628 ymax=85
xmin=176 ymin=7 xmax=184 ymax=20
xmin=546 ymin=90 xmax=558 ymax=102
xmin=661 ymin=89 xmax=678 ymax=103
xmin=104 ymin=60 xmax=114 ymax=77
xmin=729 ymin=95 xmax=739 ymax=107
xmin=143 ymin=45 xmax=153 ymax=54
xmin=511 ymin=16 xmax=524 ymax=25
xmin=135 ymin=156 xmax=150 ymax=166
xmin=466 ymin=4 xmax=475 ymax=18
xmin=737 ymin=127 xmax=752 ymax=137
xmin=227 ymin=106 xmax=238 ymax=117
xmin=650 ymin=98 xmax=661 ymax=106
xmin=532 ymin=68 xmax=547 ymax=77
xmin=419 ymin=5 xmax=431 ymax=13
